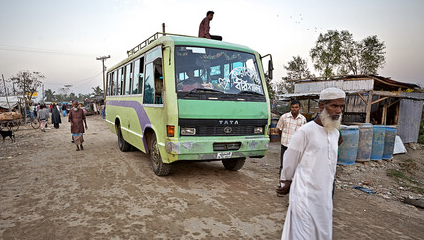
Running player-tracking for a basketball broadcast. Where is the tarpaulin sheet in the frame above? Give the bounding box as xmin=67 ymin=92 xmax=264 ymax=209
xmin=0 ymin=96 xmax=19 ymax=109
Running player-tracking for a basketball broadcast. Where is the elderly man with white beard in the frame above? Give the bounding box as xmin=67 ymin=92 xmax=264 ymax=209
xmin=276 ymin=87 xmax=346 ymax=240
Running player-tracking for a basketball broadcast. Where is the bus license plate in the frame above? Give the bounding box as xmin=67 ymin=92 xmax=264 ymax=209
xmin=217 ymin=152 xmax=233 ymax=159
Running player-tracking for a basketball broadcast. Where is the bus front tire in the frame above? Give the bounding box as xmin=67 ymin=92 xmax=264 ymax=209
xmin=117 ymin=125 xmax=131 ymax=152
xmin=222 ymin=157 xmax=246 ymax=171
xmin=150 ymin=134 xmax=171 ymax=176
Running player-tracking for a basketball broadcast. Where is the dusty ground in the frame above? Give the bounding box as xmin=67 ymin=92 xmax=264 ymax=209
xmin=1 ymin=115 xmax=423 ymax=239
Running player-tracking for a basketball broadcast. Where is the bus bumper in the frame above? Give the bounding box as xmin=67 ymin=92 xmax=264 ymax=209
xmin=164 ymin=136 xmax=269 ymax=163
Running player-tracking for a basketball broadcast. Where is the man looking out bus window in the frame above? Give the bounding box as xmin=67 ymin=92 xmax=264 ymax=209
xmin=198 ymin=11 xmax=222 ymax=41
xmin=182 ymin=70 xmax=203 ymax=91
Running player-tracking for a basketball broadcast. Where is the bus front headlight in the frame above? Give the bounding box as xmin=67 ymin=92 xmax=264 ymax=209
xmin=254 ymin=127 xmax=263 ymax=134
xmin=181 ymin=127 xmax=196 ymax=136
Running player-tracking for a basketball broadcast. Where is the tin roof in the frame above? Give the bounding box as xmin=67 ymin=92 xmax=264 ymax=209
xmin=294 ymin=75 xmax=420 ymax=90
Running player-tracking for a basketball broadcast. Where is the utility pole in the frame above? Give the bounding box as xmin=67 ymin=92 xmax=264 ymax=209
xmin=96 ymin=55 xmax=110 ymax=101
xmin=1 ymin=74 xmax=11 ymax=110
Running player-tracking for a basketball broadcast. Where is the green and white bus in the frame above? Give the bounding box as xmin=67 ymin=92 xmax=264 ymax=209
xmin=105 ymin=33 xmax=273 ymax=176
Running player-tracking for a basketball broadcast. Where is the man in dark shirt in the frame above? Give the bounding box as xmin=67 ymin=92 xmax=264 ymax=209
xmin=69 ymin=101 xmax=88 ymax=151
xmin=198 ymin=11 xmax=222 ymax=41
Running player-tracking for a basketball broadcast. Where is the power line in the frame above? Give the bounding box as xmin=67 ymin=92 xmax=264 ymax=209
xmin=0 ymin=44 xmax=95 ymax=57
xmin=42 ymin=71 xmax=103 ymax=86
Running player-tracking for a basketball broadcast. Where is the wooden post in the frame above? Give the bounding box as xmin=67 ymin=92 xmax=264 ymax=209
xmin=365 ymin=90 xmax=373 ymax=123
xmin=394 ymin=101 xmax=400 ymax=125
xmin=381 ymin=105 xmax=387 ymax=125
xmin=308 ymin=98 xmax=310 ymax=113
xmin=162 ymin=23 xmax=166 ymax=35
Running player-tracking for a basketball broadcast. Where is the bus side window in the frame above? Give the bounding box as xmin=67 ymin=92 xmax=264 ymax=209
xmin=154 ymin=58 xmax=163 ymax=104
xmin=143 ymin=62 xmax=154 ymax=104
xmin=132 ymin=59 xmax=139 ymax=94
xmin=117 ymin=68 xmax=122 ymax=95
xmin=120 ymin=67 xmax=125 ymax=95
xmin=107 ymin=73 xmax=111 ymax=95
xmin=112 ymin=70 xmax=117 ymax=95
xmin=133 ymin=57 xmax=144 ymax=94
xmin=144 ymin=47 xmax=162 ymax=104
xmin=125 ymin=63 xmax=132 ymax=95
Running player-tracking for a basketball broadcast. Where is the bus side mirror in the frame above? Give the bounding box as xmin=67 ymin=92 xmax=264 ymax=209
xmin=268 ymin=59 xmax=274 ymax=80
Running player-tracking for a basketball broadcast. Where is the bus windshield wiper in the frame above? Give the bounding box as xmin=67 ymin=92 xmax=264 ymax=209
xmin=237 ymin=90 xmax=264 ymax=96
xmin=184 ymin=88 xmax=224 ymax=96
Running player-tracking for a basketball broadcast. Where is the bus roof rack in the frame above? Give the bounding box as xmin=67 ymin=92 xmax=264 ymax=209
xmin=126 ymin=32 xmax=197 ymax=57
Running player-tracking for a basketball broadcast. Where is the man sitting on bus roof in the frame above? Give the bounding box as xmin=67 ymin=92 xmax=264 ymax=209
xmin=198 ymin=11 xmax=222 ymax=41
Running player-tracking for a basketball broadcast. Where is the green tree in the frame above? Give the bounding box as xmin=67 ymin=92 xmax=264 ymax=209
xmin=310 ymin=30 xmax=386 ymax=77
xmin=357 ymin=35 xmax=386 ymax=75
xmin=279 ymin=56 xmax=314 ymax=94
xmin=68 ymin=92 xmax=77 ymax=101
xmin=279 ymin=78 xmax=295 ymax=94
xmin=10 ymin=70 xmax=44 ymax=119
xmin=44 ymin=89 xmax=56 ymax=102
xmin=310 ymin=30 xmax=342 ymax=79
xmin=284 ymin=56 xmax=314 ymax=80
xmin=339 ymin=30 xmax=359 ymax=75
xmin=56 ymin=93 xmax=65 ymax=102
xmin=10 ymin=70 xmax=44 ymax=100
xmin=92 ymin=85 xmax=103 ymax=95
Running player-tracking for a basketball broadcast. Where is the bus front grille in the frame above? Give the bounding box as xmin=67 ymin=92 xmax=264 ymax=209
xmin=198 ymin=126 xmax=255 ymax=136
xmin=179 ymin=118 xmax=267 ymax=137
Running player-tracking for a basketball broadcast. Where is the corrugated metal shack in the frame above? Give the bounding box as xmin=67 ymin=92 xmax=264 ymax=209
xmin=277 ymin=75 xmax=424 ymax=143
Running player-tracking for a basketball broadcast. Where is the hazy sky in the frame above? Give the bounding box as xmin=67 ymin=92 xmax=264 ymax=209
xmin=1 ymin=0 xmax=423 ymax=95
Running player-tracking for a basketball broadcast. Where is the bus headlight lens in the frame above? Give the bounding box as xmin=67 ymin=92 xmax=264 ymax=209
xmin=181 ymin=127 xmax=196 ymax=135
xmin=254 ymin=127 xmax=263 ymax=134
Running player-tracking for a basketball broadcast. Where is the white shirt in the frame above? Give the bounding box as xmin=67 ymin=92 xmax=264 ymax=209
xmin=280 ymin=121 xmax=339 ymax=240
xmin=277 ymin=112 xmax=307 ymax=147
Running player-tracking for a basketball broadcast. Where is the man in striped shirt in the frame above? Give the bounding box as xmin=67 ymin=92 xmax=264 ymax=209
xmin=277 ymin=100 xmax=306 ymax=178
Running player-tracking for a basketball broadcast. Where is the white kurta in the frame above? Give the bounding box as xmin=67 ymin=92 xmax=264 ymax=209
xmin=280 ymin=121 xmax=339 ymax=240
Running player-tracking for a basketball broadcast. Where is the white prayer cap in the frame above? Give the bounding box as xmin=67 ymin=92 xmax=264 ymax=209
xmin=319 ymin=87 xmax=346 ymax=100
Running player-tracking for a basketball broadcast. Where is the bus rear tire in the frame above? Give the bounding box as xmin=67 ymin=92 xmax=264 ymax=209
xmin=150 ymin=134 xmax=171 ymax=176
xmin=117 ymin=125 xmax=131 ymax=152
xmin=222 ymin=157 xmax=246 ymax=171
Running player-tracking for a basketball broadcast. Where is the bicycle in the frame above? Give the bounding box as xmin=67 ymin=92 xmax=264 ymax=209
xmin=29 ymin=118 xmax=41 ymax=129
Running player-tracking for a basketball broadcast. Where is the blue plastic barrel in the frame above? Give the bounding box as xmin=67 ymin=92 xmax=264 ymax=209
xmin=383 ymin=126 xmax=397 ymax=160
xmin=356 ymin=123 xmax=373 ymax=162
xmin=338 ymin=125 xmax=359 ymax=165
xmin=371 ymin=125 xmax=386 ymax=160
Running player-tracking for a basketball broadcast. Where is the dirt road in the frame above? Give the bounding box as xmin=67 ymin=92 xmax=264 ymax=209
xmin=1 ymin=115 xmax=423 ymax=239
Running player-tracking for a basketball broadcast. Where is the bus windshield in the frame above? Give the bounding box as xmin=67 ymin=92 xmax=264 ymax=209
xmin=175 ymin=46 xmax=264 ymax=96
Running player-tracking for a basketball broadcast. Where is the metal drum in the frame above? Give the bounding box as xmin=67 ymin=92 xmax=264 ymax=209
xmin=371 ymin=125 xmax=386 ymax=161
xmin=356 ymin=123 xmax=373 ymax=162
xmin=383 ymin=126 xmax=397 ymax=160
xmin=338 ymin=125 xmax=359 ymax=165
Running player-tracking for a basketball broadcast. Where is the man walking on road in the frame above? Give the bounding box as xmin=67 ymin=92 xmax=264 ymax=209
xmin=276 ymin=100 xmax=306 ymax=178
xmin=37 ymin=104 xmax=49 ymax=132
xmin=68 ymin=101 xmax=88 ymax=151
xmin=198 ymin=11 xmax=222 ymax=40
xmin=276 ymin=87 xmax=346 ymax=240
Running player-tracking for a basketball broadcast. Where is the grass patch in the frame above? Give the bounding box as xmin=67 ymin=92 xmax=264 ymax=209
xmin=387 ymin=169 xmax=424 ymax=194
xmin=399 ymin=159 xmax=418 ymax=174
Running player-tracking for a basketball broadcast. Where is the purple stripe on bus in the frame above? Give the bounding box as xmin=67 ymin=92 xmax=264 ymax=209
xmin=106 ymin=100 xmax=151 ymax=152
